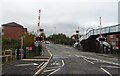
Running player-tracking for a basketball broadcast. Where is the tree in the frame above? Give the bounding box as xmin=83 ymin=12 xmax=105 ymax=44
xmin=47 ymin=33 xmax=73 ymax=46
xmin=40 ymin=32 xmax=46 ymax=40
xmin=23 ymin=32 xmax=35 ymax=46
xmin=2 ymin=38 xmax=20 ymax=50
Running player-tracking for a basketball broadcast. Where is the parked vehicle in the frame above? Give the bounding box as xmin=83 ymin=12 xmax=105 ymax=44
xmin=45 ymin=41 xmax=50 ymax=44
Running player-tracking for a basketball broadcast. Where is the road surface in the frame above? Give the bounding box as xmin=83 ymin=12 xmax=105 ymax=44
xmin=41 ymin=43 xmax=120 ymax=76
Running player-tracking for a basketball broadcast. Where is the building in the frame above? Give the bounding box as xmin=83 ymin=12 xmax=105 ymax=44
xmin=2 ymin=22 xmax=27 ymax=40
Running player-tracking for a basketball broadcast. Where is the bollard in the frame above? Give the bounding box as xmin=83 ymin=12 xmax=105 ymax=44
xmin=16 ymin=46 xmax=19 ymax=60
xmin=23 ymin=46 xmax=26 ymax=59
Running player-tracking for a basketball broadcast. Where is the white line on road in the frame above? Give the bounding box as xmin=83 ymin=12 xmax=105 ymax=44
xmin=83 ymin=58 xmax=94 ymax=64
xmin=43 ymin=69 xmax=56 ymax=72
xmin=61 ymin=60 xmax=65 ymax=67
xmin=48 ymin=68 xmax=61 ymax=75
xmin=34 ymin=62 xmax=48 ymax=76
xmin=75 ymin=55 xmax=120 ymax=66
xmin=101 ymin=68 xmax=112 ymax=76
xmin=48 ymin=50 xmax=53 ymax=57
xmin=75 ymin=54 xmax=80 ymax=57
xmin=34 ymin=53 xmax=53 ymax=76
xmin=48 ymin=60 xmax=65 ymax=69
xmin=15 ymin=63 xmax=38 ymax=66
xmin=101 ymin=65 xmax=120 ymax=69
xmin=68 ymin=55 xmax=72 ymax=56
xmin=37 ymin=62 xmax=44 ymax=69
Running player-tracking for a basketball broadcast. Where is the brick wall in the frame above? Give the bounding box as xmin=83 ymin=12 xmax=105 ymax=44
xmin=2 ymin=26 xmax=24 ymax=40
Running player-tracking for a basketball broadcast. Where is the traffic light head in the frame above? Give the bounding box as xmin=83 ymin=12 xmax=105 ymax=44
xmin=99 ymin=37 xmax=106 ymax=41
xmin=36 ymin=36 xmax=43 ymax=41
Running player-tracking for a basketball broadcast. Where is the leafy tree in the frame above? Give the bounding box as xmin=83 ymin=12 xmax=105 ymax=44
xmin=23 ymin=32 xmax=35 ymax=46
xmin=2 ymin=38 xmax=20 ymax=50
xmin=40 ymin=32 xmax=46 ymax=40
xmin=47 ymin=33 xmax=74 ymax=46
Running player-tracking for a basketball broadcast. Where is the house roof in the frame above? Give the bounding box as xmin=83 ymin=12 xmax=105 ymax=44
xmin=2 ymin=22 xmax=23 ymax=27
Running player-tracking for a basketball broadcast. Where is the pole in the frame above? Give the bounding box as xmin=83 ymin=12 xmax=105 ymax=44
xmin=99 ymin=17 xmax=103 ymax=53
xmin=54 ymin=27 xmax=56 ymax=34
xmin=100 ymin=17 xmax=102 ymax=37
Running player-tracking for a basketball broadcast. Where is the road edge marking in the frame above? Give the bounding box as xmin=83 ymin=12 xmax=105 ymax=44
xmin=83 ymin=58 xmax=94 ymax=64
xmin=47 ymin=60 xmax=65 ymax=69
xmin=43 ymin=69 xmax=56 ymax=73
xmin=49 ymin=68 xmax=61 ymax=75
xmin=101 ymin=67 xmax=112 ymax=76
xmin=37 ymin=62 xmax=44 ymax=69
xmin=33 ymin=49 xmax=53 ymax=76
xmin=77 ymin=55 xmax=120 ymax=66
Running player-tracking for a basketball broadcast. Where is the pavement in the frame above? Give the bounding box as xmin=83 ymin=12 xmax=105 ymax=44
xmin=2 ymin=46 xmax=52 ymax=76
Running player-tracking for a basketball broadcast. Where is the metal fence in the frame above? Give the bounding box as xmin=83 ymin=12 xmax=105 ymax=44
xmin=80 ymin=24 xmax=120 ymax=41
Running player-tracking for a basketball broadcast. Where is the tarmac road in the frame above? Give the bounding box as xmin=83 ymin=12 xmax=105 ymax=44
xmin=41 ymin=43 xmax=120 ymax=76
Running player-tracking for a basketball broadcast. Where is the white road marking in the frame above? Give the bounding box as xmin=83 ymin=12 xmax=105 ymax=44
xmin=62 ymin=60 xmax=65 ymax=67
xmin=15 ymin=63 xmax=38 ymax=66
xmin=46 ymin=55 xmax=64 ymax=75
xmin=101 ymin=68 xmax=112 ymax=76
xmin=34 ymin=53 xmax=53 ymax=76
xmin=49 ymin=68 xmax=61 ymax=75
xmin=75 ymin=55 xmax=120 ymax=66
xmin=37 ymin=62 xmax=44 ymax=69
xmin=68 ymin=55 xmax=71 ymax=56
xmin=34 ymin=62 xmax=48 ymax=76
xmin=43 ymin=69 xmax=56 ymax=72
xmin=48 ymin=50 xmax=53 ymax=57
xmin=84 ymin=58 xmax=94 ymax=64
xmin=48 ymin=60 xmax=65 ymax=69
xmin=75 ymin=54 xmax=80 ymax=57
xmin=101 ymin=65 xmax=120 ymax=69
xmin=51 ymin=62 xmax=61 ymax=66
xmin=22 ymin=59 xmax=48 ymax=61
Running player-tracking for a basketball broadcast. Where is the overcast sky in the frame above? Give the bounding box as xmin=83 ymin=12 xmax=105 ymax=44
xmin=0 ymin=0 xmax=119 ymax=36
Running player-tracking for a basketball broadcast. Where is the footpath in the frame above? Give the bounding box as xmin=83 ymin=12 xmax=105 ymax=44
xmin=2 ymin=47 xmax=52 ymax=76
